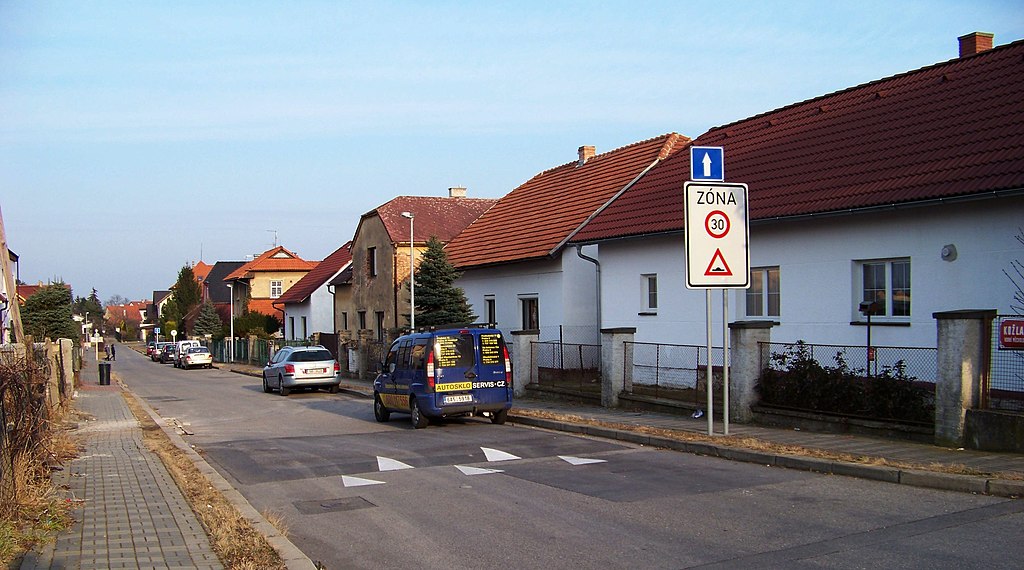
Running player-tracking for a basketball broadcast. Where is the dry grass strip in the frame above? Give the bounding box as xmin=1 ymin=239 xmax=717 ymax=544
xmin=512 ymin=408 xmax=1024 ymax=481
xmin=119 ymin=386 xmax=286 ymax=570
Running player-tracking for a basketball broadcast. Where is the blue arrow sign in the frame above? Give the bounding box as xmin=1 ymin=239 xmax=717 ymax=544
xmin=691 ymin=146 xmax=724 ymax=181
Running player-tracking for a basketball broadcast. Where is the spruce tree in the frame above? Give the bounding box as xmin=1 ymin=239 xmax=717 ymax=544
xmin=171 ymin=265 xmax=202 ymax=323
xmin=413 ymin=236 xmax=476 ymax=327
xmin=192 ymin=301 xmax=224 ymax=338
xmin=22 ymin=283 xmax=78 ymax=340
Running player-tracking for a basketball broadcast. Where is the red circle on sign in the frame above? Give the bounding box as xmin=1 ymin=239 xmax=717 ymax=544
xmin=705 ymin=210 xmax=730 ymax=239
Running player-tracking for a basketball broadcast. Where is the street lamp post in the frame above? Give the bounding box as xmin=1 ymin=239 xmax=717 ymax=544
xmin=227 ymin=283 xmax=234 ymax=363
xmin=401 ymin=212 xmax=415 ymax=331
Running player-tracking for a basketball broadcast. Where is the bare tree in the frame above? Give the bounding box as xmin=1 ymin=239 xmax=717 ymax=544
xmin=1005 ymin=227 xmax=1024 ymax=315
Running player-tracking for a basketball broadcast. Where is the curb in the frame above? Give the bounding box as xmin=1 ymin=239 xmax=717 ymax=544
xmin=122 ymin=382 xmax=319 ymax=570
xmin=508 ymin=413 xmax=1022 ymax=498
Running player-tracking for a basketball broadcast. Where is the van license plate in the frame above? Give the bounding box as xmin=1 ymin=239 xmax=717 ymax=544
xmin=444 ymin=394 xmax=473 ymax=404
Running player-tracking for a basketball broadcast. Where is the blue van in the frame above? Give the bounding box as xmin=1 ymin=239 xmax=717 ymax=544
xmin=373 ymin=327 xmax=513 ymax=429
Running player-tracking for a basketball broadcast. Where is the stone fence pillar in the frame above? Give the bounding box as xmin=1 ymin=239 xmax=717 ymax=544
xmin=511 ymin=330 xmax=538 ymax=399
xmin=933 ymin=309 xmax=996 ymax=448
xmin=601 ymin=327 xmax=636 ymax=408
xmin=728 ymin=321 xmax=774 ymax=423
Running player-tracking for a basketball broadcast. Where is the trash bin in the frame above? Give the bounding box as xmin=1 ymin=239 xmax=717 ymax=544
xmin=98 ymin=361 xmax=111 ymax=385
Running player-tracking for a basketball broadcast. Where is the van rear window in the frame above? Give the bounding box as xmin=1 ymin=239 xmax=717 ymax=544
xmin=479 ymin=333 xmax=504 ymax=365
xmin=434 ymin=334 xmax=475 ymax=368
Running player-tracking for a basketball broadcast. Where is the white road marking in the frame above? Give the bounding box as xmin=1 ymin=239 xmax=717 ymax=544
xmin=456 ymin=465 xmax=504 ymax=476
xmin=481 ymin=447 xmax=520 ymax=462
xmin=559 ymin=455 xmax=607 ymax=466
xmin=342 ymin=475 xmax=386 ymax=487
xmin=377 ymin=456 xmax=414 ymax=471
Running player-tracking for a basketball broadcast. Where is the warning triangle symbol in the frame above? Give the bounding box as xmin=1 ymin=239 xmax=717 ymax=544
xmin=704 ymin=248 xmax=733 ymax=276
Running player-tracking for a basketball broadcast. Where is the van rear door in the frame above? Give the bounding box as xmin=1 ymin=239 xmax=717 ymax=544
xmin=432 ymin=332 xmax=476 ymax=407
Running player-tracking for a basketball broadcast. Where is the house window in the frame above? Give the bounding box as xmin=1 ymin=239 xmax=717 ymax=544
xmin=270 ymin=280 xmax=283 ymax=299
xmin=375 ymin=311 xmax=386 ymax=342
xmin=289 ymin=317 xmax=295 ymax=339
xmin=746 ymin=267 xmax=780 ymax=318
xmin=858 ymin=258 xmax=911 ymax=318
xmin=521 ymin=297 xmax=539 ymax=330
xmin=485 ymin=296 xmax=496 ymax=326
xmin=358 ymin=310 xmax=367 ymax=330
xmin=341 ymin=312 xmax=348 ymax=331
xmin=641 ymin=274 xmax=658 ymax=313
xmin=301 ymin=316 xmax=307 ymax=339
xmin=367 ymin=247 xmax=377 ymax=277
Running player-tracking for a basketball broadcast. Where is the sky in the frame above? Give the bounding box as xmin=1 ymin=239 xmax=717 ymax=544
xmin=2 ymin=1 xmax=1022 ymax=303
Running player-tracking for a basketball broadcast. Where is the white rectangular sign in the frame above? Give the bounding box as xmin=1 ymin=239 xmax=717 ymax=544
xmin=684 ymin=181 xmax=750 ymax=289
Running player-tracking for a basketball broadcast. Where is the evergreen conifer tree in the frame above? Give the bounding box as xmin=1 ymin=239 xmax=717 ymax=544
xmin=192 ymin=301 xmax=224 ymax=338
xmin=413 ymin=236 xmax=476 ymax=327
xmin=22 ymin=283 xmax=78 ymax=340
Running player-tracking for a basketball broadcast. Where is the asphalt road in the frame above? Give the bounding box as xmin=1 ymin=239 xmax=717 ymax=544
xmin=117 ymin=347 xmax=1024 ymax=569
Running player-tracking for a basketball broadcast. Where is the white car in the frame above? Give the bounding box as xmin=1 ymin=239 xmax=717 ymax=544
xmin=262 ymin=346 xmax=341 ymax=396
xmin=181 ymin=346 xmax=214 ymax=370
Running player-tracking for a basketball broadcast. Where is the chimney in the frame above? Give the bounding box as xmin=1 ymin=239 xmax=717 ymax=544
xmin=958 ymin=32 xmax=994 ymax=58
xmin=448 ymin=186 xmax=467 ymax=198
xmin=577 ymin=145 xmax=595 ymax=166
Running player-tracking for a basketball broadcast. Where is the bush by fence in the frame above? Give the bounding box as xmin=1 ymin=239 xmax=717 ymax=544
xmin=757 ymin=341 xmax=934 ymax=424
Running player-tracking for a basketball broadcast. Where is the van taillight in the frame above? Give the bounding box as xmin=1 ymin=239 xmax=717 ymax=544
xmin=426 ymin=350 xmax=435 ymax=391
xmin=284 ymin=364 xmax=295 ymax=374
xmin=503 ymin=345 xmax=512 ymax=386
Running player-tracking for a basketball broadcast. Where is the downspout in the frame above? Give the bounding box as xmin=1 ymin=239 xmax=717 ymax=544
xmin=327 ymin=283 xmax=336 ymax=333
xmin=576 ymin=244 xmax=601 ymax=337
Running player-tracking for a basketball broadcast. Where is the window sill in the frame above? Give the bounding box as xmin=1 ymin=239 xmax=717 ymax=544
xmin=849 ymin=320 xmax=911 ymax=327
xmin=638 ymin=311 xmax=657 ymax=317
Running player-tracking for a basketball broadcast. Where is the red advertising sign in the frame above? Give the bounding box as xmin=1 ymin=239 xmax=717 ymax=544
xmin=999 ymin=318 xmax=1024 ymax=350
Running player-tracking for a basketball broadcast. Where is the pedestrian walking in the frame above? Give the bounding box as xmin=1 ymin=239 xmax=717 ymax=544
xmin=104 ymin=345 xmax=110 ymax=361
xmin=111 ymin=344 xmax=116 ymax=361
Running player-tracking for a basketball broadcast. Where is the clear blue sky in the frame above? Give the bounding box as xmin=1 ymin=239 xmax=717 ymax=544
xmin=2 ymin=1 xmax=1021 ymax=303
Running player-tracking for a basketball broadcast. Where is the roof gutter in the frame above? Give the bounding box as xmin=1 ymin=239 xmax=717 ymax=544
xmin=570 ymin=187 xmax=1024 ymax=245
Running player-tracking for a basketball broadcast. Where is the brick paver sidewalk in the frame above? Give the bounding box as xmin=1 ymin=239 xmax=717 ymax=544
xmin=19 ymin=364 xmax=222 ymax=570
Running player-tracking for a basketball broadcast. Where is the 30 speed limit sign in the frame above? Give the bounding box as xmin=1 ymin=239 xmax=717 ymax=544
xmin=684 ymin=182 xmax=750 ymax=289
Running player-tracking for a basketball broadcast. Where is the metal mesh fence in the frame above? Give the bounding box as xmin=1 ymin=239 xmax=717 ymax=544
xmin=625 ymin=342 xmax=724 ymax=406
xmin=989 ymin=316 xmax=1024 ymax=411
xmin=531 ymin=340 xmax=601 ymax=395
xmin=761 ymin=342 xmax=938 ymax=384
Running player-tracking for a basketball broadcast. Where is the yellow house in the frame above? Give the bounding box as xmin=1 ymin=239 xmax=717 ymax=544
xmin=224 ymin=246 xmax=317 ymax=325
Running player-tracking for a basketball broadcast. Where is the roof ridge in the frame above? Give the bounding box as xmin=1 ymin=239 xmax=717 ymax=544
xmin=705 ymin=37 xmax=1024 ymax=135
xmin=528 ymin=132 xmax=681 ymax=179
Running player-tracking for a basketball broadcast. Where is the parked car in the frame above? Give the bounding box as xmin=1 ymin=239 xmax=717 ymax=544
xmin=159 ymin=343 xmax=177 ymax=364
xmin=262 ymin=346 xmax=341 ymax=396
xmin=372 ymin=327 xmax=513 ymax=428
xmin=151 ymin=342 xmax=172 ymax=361
xmin=181 ymin=346 xmax=213 ymax=370
xmin=146 ymin=341 xmax=156 ymax=357
xmin=173 ymin=340 xmax=201 ymax=368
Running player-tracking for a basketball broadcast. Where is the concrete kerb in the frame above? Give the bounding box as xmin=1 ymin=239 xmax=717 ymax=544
xmin=119 ymin=380 xmax=318 ymax=570
xmin=228 ymin=366 xmax=372 ymax=399
xmin=507 ymin=413 xmax=1022 ymax=499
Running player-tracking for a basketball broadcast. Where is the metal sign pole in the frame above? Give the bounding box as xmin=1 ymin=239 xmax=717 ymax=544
xmin=723 ymin=290 xmax=730 ymax=435
xmin=706 ymin=288 xmax=713 ymax=435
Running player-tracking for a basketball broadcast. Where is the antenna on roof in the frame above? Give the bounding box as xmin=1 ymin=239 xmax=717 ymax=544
xmin=266 ymin=229 xmax=278 ymax=248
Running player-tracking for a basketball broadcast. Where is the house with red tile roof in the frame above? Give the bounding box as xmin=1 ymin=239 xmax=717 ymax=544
xmin=444 ymin=134 xmax=689 ymax=342
xmin=275 ymin=242 xmax=353 ymax=341
xmin=571 ymin=32 xmax=1024 ymax=350
xmin=349 ymin=188 xmax=497 ymax=341
xmin=224 ymin=246 xmax=318 ymax=327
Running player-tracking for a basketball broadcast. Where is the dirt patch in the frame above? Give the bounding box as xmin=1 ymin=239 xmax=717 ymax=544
xmin=119 ymin=383 xmax=286 ymax=570
xmin=511 ymin=408 xmax=1024 ymax=481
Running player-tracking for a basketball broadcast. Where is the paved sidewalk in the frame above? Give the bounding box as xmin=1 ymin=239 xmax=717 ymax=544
xmin=20 ymin=360 xmax=222 ymax=570
xmin=229 ymin=363 xmax=1024 ymax=497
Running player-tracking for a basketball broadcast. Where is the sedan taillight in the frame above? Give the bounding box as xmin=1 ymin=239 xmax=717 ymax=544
xmin=284 ymin=364 xmax=295 ymax=374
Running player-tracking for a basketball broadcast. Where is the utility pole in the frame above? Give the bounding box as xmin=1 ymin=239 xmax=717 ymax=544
xmin=0 ymin=205 xmax=24 ymax=343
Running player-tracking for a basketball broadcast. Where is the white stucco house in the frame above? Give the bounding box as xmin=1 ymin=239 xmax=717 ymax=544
xmin=445 ymin=134 xmax=690 ymax=344
xmin=276 ymin=243 xmax=352 ymax=341
xmin=569 ymin=32 xmax=1024 ymax=351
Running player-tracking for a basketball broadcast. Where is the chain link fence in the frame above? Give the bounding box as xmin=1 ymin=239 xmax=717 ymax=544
xmin=989 ymin=316 xmax=1024 ymax=411
xmin=625 ymin=342 xmax=724 ymax=408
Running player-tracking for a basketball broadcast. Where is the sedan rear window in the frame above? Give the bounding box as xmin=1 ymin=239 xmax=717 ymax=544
xmin=289 ymin=349 xmax=334 ymax=362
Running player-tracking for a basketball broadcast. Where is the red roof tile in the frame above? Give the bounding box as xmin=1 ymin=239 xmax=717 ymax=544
xmin=192 ymin=261 xmax=213 ymax=282
xmin=276 ymin=242 xmax=353 ymax=305
xmin=574 ymin=38 xmax=1024 ymax=242
xmin=225 ymin=246 xmax=317 ymax=281
xmin=446 ymin=133 xmax=688 ymax=268
xmin=248 ymin=298 xmax=281 ymax=318
xmin=362 ymin=196 xmax=497 ymax=245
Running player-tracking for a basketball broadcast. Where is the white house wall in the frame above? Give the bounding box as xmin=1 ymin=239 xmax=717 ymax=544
xmin=598 ymin=197 xmax=1023 ymax=349
xmin=455 ymin=246 xmax=600 ymax=342
xmin=282 ymin=284 xmax=336 ymax=340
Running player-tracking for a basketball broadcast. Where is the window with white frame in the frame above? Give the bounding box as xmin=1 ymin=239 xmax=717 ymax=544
xmin=270 ymin=280 xmax=283 ymax=299
xmin=858 ymin=258 xmax=911 ymax=318
xmin=746 ymin=267 xmax=780 ymax=318
xmin=641 ymin=274 xmax=658 ymax=313
xmin=484 ymin=296 xmax=496 ymax=326
xmin=521 ymin=297 xmax=539 ymax=330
